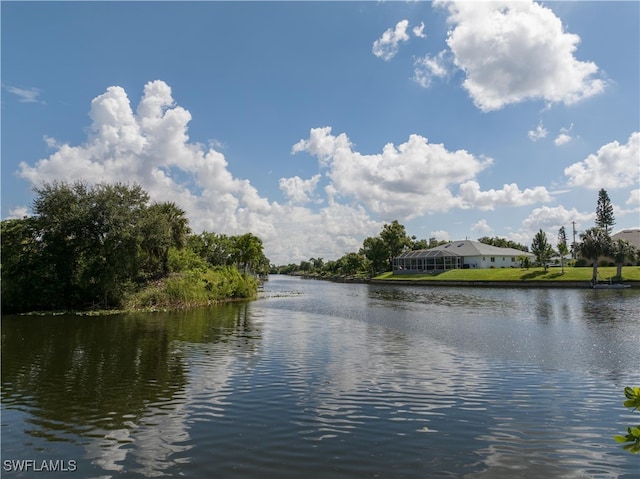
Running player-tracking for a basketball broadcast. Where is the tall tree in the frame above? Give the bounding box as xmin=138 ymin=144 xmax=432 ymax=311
xmin=0 ymin=217 xmax=52 ymax=312
xmin=142 ymin=202 xmax=190 ymax=275
xmin=595 ymin=188 xmax=615 ymax=234
xmin=410 ymin=236 xmax=429 ymax=250
xmin=557 ymin=226 xmax=569 ymax=274
xmin=188 ymin=232 xmax=235 ymax=267
xmin=379 ymin=220 xmax=411 ymax=270
xmin=158 ymin=202 xmax=190 ymax=249
xmin=337 ymin=252 xmax=369 ymax=276
xmin=23 ymin=181 xmax=152 ymax=309
xmin=611 ymin=239 xmax=637 ymax=280
xmin=31 ymin=181 xmax=90 ymax=308
xmin=309 ymin=257 xmax=324 ymax=271
xmin=531 ymin=229 xmax=554 ymax=271
xmin=86 ymin=183 xmax=150 ymax=305
xmin=360 ymin=236 xmax=389 ymax=275
xmin=578 ymin=227 xmax=612 ymax=283
xmin=233 ymin=233 xmax=266 ymax=274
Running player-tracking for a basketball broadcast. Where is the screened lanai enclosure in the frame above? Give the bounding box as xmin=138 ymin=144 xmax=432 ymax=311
xmin=392 ymin=249 xmax=464 ymax=273
xmin=392 ymin=241 xmax=532 ymax=273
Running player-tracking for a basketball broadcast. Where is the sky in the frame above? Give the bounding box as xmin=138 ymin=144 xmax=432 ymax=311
xmin=2 ymin=1 xmax=639 ymax=265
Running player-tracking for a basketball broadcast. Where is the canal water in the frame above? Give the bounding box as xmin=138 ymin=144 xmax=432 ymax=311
xmin=2 ymin=275 xmax=639 ymax=478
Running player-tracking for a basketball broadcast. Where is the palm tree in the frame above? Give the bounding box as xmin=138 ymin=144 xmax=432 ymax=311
xmin=156 ymin=202 xmax=190 ymax=249
xmin=611 ymin=239 xmax=638 ymax=280
xmin=578 ymin=227 xmax=612 ymax=283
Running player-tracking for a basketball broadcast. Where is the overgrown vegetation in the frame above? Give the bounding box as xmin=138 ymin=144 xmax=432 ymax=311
xmin=1 ymin=181 xmax=267 ymax=313
xmin=125 ymin=266 xmax=257 ymax=310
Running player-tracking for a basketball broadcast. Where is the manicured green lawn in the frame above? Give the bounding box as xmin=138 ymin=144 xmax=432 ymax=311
xmin=374 ymin=266 xmax=640 ymax=282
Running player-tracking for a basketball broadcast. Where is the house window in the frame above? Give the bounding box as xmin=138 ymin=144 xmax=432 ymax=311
xmin=490 ymin=257 xmax=495 ymax=262
xmin=511 ymin=257 xmax=515 ymax=262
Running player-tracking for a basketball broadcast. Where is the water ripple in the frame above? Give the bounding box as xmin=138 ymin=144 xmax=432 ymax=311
xmin=2 ymin=278 xmax=639 ymax=478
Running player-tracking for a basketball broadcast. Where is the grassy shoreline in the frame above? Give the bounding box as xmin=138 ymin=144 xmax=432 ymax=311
xmin=12 ymin=268 xmax=259 ymax=316
xmin=373 ymin=266 xmax=640 ymax=284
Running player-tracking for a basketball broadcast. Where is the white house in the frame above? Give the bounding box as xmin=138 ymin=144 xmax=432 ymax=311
xmin=612 ymin=229 xmax=640 ymax=250
xmin=392 ymin=240 xmax=535 ymax=274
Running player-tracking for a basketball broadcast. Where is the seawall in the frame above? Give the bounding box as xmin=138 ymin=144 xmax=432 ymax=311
xmin=370 ymin=279 xmax=639 ymax=289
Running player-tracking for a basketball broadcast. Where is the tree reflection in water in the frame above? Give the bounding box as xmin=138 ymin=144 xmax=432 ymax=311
xmin=1 ymin=302 xmax=259 ymax=475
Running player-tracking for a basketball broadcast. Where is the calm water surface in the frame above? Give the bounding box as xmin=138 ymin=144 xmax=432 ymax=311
xmin=2 ymin=276 xmax=639 ymax=478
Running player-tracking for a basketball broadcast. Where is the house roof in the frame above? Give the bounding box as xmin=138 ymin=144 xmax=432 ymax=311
xmin=612 ymin=229 xmax=640 ymax=250
xmin=396 ymin=240 xmax=534 ymax=259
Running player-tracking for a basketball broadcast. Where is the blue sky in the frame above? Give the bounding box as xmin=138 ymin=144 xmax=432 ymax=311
xmin=2 ymin=1 xmax=639 ymax=264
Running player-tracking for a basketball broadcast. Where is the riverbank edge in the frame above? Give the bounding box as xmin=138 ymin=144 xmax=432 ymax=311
xmin=13 ymin=295 xmax=257 ymax=317
xmin=7 ymin=269 xmax=262 ymax=316
xmin=370 ymin=279 xmax=640 ymax=289
xmin=293 ymin=274 xmax=640 ymax=289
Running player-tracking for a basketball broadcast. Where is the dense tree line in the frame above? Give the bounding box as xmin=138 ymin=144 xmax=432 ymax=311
xmin=274 ymin=220 xmax=445 ymax=278
xmin=1 ymin=181 xmax=269 ymax=313
xmin=477 ymin=236 xmax=529 ymax=252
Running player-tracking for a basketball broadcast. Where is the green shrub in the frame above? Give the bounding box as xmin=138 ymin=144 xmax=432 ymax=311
xmin=124 ymin=265 xmax=257 ymax=310
xmin=615 ymin=387 xmax=640 ymax=454
xmin=168 ymin=247 xmax=208 ymax=273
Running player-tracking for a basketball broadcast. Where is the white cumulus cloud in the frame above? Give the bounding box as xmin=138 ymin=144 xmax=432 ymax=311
xmin=430 ymin=230 xmax=450 ymax=241
xmin=293 ymin=127 xmax=495 ymax=219
xmin=458 ymin=181 xmax=552 ymax=210
xmin=279 ymin=174 xmax=321 ymax=204
xmin=471 ymin=219 xmax=493 ymax=236
xmin=293 ymin=127 xmax=553 ymax=219
xmin=372 ymin=19 xmax=411 ymax=61
xmin=413 ymin=50 xmax=449 ymax=88
xmin=436 ymin=0 xmax=606 ymax=111
xmin=412 ymin=22 xmax=427 ymax=38
xmin=528 ymin=122 xmax=548 ymax=141
xmin=554 ymin=124 xmax=574 ymax=146
xmin=522 ymin=205 xmax=593 ymax=232
xmin=516 ymin=204 xmax=596 ymax=248
xmin=16 ymin=80 xmax=383 ymax=264
xmin=626 ymin=189 xmax=640 ymax=207
xmin=554 ymin=133 xmax=572 ymax=146
xmin=15 ymin=80 xmax=571 ymax=264
xmin=564 ymin=132 xmax=639 ymax=189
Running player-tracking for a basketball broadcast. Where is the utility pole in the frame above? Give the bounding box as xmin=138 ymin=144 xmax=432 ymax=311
xmin=571 ymin=221 xmax=577 ymax=259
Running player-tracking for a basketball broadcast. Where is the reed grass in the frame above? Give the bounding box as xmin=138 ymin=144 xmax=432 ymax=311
xmin=124 ymin=266 xmax=257 ymax=310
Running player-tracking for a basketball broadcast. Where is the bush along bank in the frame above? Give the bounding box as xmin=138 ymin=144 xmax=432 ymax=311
xmin=124 ymin=266 xmax=258 ymax=311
